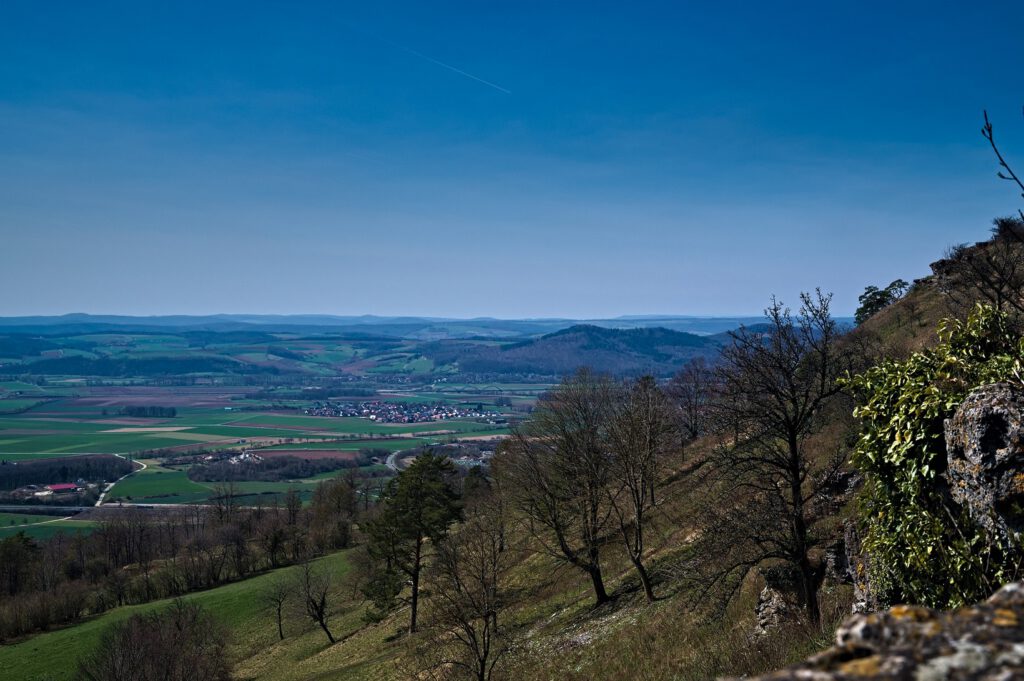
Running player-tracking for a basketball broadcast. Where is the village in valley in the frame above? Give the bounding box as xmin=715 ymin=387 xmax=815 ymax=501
xmin=302 ymin=398 xmax=508 ymax=425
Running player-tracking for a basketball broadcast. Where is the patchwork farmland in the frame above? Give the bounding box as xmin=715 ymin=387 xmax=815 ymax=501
xmin=0 ymin=381 xmax=522 ymax=511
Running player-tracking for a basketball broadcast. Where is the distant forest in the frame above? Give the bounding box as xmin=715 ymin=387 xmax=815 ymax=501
xmin=117 ymin=406 xmax=177 ymax=418
xmin=187 ymin=453 xmax=374 ymax=483
xmin=0 ymin=321 xmax=734 ymax=380
xmin=25 ymin=356 xmax=280 ymax=376
xmin=421 ymin=325 xmax=721 ymax=376
xmin=0 ymin=455 xmax=132 ymax=489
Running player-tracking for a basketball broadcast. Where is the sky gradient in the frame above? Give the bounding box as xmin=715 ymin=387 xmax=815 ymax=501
xmin=2 ymin=1 xmax=1023 ymax=318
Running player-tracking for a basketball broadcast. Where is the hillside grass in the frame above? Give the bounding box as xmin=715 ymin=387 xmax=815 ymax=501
xmin=0 ymin=551 xmax=358 ymax=681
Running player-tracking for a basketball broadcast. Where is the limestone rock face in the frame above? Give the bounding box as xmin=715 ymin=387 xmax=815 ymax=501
xmin=843 ymin=521 xmax=876 ymax=614
xmin=945 ymin=382 xmax=1024 ymax=544
xmin=755 ymin=566 xmax=801 ymax=635
xmin=730 ymin=581 xmax=1024 ymax=680
xmin=755 ymin=564 xmax=825 ymax=635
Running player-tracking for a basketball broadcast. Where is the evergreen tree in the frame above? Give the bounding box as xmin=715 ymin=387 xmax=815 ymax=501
xmin=362 ymin=452 xmax=461 ymax=633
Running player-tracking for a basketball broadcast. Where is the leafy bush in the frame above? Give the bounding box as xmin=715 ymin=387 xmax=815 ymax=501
xmin=845 ymin=305 xmax=1024 ymax=608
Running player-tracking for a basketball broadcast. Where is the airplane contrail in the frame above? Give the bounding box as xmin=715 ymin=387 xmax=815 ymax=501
xmin=396 ymin=44 xmax=511 ymax=95
xmin=342 ymin=22 xmax=511 ymax=95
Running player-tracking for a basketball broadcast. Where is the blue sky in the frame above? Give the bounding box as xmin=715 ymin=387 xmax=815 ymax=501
xmin=1 ymin=1 xmax=1022 ymax=317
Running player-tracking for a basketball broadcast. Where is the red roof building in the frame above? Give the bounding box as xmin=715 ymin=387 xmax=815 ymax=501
xmin=46 ymin=483 xmax=78 ymax=492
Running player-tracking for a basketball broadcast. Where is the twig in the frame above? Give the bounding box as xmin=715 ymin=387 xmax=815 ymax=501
xmin=982 ymin=109 xmax=1024 ymax=221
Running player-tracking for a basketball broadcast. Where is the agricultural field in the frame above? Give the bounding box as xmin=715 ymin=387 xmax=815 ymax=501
xmin=0 ymin=511 xmax=99 ymax=539
xmin=0 ymin=393 xmax=508 ymax=461
xmin=102 ymin=458 xmax=369 ymax=506
xmin=0 ymin=517 xmax=99 ymax=540
xmin=0 ymin=511 xmax=55 ymax=525
xmin=0 ymin=376 xmax=524 ymax=508
xmin=106 ymin=461 xmax=215 ymax=504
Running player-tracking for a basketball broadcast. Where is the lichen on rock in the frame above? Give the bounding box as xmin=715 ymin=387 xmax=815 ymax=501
xmin=728 ymin=581 xmax=1024 ymax=680
xmin=945 ymin=382 xmax=1024 ymax=545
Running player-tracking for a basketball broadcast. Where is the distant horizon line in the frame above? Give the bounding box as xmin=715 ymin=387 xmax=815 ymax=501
xmin=0 ymin=311 xmax=783 ymax=323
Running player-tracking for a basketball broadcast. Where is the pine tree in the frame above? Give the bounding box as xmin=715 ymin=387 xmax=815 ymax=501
xmin=362 ymin=452 xmax=461 ymax=633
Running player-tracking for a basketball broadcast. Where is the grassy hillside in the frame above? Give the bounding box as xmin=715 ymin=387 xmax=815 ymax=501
xmin=0 ymin=551 xmax=375 ymax=681
xmin=851 ymin=277 xmax=958 ymax=358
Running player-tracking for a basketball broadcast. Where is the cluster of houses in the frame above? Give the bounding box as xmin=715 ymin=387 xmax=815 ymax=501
xmin=8 ymin=480 xmax=93 ymax=501
xmin=449 ymin=447 xmax=497 ymax=467
xmin=303 ymin=399 xmax=501 ymax=424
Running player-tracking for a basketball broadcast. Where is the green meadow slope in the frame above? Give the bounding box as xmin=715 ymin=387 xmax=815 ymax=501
xmin=0 ymin=551 xmax=395 ymax=681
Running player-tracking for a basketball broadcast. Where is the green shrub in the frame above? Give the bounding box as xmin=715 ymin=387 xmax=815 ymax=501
xmin=845 ymin=304 xmax=1024 ymax=608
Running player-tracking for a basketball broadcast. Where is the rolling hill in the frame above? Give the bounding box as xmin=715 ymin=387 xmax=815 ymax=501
xmin=421 ymin=324 xmax=723 ymax=376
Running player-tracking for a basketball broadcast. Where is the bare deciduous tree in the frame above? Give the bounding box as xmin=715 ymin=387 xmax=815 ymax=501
xmin=699 ymin=291 xmax=852 ymax=626
xmin=934 ymin=217 xmax=1024 ymax=317
xmin=296 ymin=560 xmax=335 ymax=644
xmin=607 ymin=375 xmax=677 ymax=601
xmin=982 ymin=109 xmax=1024 ymax=219
xmin=418 ymin=508 xmax=514 ymax=681
xmin=933 ymin=111 xmax=1024 ymax=319
xmin=498 ymin=368 xmax=615 ymax=605
xmin=668 ymin=358 xmax=713 ymax=445
xmin=76 ymin=600 xmax=230 ymax=681
xmin=262 ymin=576 xmax=293 ymax=641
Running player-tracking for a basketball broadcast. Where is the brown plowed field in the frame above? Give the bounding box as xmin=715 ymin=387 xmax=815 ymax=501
xmin=259 ymin=449 xmax=361 ymax=461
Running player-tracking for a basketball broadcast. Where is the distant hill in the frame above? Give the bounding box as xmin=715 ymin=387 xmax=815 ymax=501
xmin=421 ymin=325 xmax=722 ymax=377
xmin=0 ymin=313 xmax=785 ymax=340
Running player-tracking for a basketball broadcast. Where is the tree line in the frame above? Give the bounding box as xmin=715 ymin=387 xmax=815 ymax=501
xmin=186 ymin=453 xmax=372 ymax=483
xmin=115 ymin=405 xmax=177 ymax=418
xmin=0 ymin=455 xmax=132 ymax=491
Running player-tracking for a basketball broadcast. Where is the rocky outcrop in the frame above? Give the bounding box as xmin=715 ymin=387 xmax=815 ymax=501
xmin=843 ymin=521 xmax=877 ymax=614
xmin=730 ymin=581 xmax=1024 ymax=680
xmin=834 ymin=382 xmax=1024 ymax=617
xmin=733 ymin=383 xmax=1024 ymax=678
xmin=945 ymin=383 xmax=1024 ymax=545
xmin=755 ymin=566 xmax=804 ymax=635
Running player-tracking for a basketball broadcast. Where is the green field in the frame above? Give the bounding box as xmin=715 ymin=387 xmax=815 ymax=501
xmin=0 ymin=401 xmax=506 ymax=461
xmin=0 ymin=512 xmax=99 ymax=539
xmin=107 ymin=462 xmax=214 ymax=503
xmin=0 ymin=511 xmax=55 ymax=525
xmin=0 ymin=398 xmax=49 ymax=413
xmin=0 ymin=518 xmax=99 ymax=540
xmin=0 ymin=551 xmax=367 ymax=681
xmin=104 ymin=460 xmax=372 ymax=505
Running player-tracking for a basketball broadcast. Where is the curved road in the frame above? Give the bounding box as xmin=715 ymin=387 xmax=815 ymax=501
xmin=96 ymin=453 xmax=147 ymax=507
